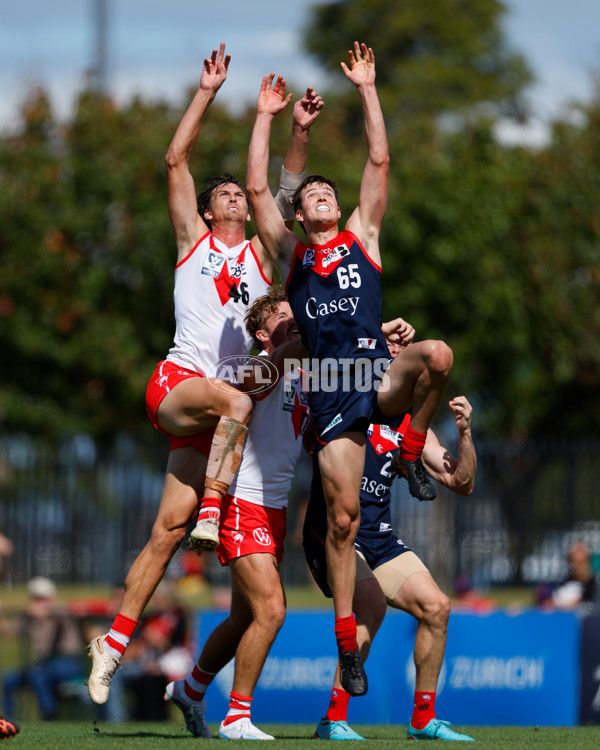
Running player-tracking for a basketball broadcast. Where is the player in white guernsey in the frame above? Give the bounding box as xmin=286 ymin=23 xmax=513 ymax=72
xmin=164 ymin=286 xmax=310 ymax=740
xmin=87 ymin=43 xmax=323 ymax=710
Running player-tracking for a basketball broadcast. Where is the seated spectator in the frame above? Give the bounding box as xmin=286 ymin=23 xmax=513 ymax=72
xmin=552 ymin=541 xmax=597 ymax=609
xmin=451 ymin=574 xmax=497 ymax=613
xmin=2 ymin=577 xmax=84 ymax=721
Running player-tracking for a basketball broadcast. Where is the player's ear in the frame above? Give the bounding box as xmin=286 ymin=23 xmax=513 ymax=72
xmin=255 ymin=328 xmax=269 ymax=344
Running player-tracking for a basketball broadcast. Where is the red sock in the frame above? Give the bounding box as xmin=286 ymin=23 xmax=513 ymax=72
xmin=334 ymin=614 xmax=358 ymax=653
xmin=104 ymin=613 xmax=138 ymax=659
xmin=198 ymin=496 xmax=222 ymax=516
xmin=411 ymin=690 xmax=436 ymax=729
xmin=222 ymin=691 xmax=252 ymax=726
xmin=184 ymin=663 xmax=215 ymax=702
xmin=325 ymin=687 xmax=350 ymax=722
xmin=400 ymin=424 xmax=427 ymax=461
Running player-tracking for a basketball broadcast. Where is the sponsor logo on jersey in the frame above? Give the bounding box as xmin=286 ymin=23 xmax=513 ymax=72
xmin=230 ymin=261 xmax=246 ymax=279
xmin=361 ymin=476 xmax=389 ymax=498
xmin=379 ymin=523 xmax=392 ymax=532
xmin=302 ymin=247 xmax=315 ymax=269
xmin=321 ymin=243 xmax=350 ymax=268
xmin=379 ymin=424 xmax=402 ymax=446
xmin=253 ymin=527 xmax=272 ymax=546
xmin=321 ymin=413 xmax=342 ymax=435
xmin=305 ymin=295 xmax=359 ymax=319
xmin=357 ymin=338 xmax=377 ymax=350
xmin=201 ymin=251 xmax=226 ymax=277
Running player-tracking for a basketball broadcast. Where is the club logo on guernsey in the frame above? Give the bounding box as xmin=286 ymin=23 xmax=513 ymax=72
xmin=201 ymin=251 xmax=226 ymax=277
xmin=253 ymin=527 xmax=272 ymax=546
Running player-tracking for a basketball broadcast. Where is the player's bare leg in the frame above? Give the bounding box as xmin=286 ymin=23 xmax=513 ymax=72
xmin=87 ymin=447 xmax=206 ymax=704
xmin=378 ymin=340 xmax=453 ymax=501
xmin=159 ymin=377 xmax=254 ymax=551
xmin=318 ymin=433 xmax=368 ymax=697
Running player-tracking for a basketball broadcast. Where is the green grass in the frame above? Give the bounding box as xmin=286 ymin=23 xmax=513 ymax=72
xmin=11 ymin=721 xmax=600 ymax=749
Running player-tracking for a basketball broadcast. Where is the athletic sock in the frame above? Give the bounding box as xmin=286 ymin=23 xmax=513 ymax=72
xmin=197 ymin=496 xmax=222 ymax=517
xmin=104 ymin=613 xmax=138 ymax=659
xmin=334 ymin=614 xmax=358 ymax=653
xmin=325 ymin=687 xmax=350 ymax=722
xmin=411 ymin=690 xmax=436 ymax=729
xmin=222 ymin=691 xmax=252 ymax=726
xmin=184 ymin=663 xmax=216 ymax=702
xmin=399 ymin=423 xmax=427 ymax=461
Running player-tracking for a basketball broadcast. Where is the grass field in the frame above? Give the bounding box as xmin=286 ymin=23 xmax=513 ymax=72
xmin=11 ymin=721 xmax=600 ymax=749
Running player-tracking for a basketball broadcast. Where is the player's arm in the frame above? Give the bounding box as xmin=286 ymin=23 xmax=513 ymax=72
xmin=382 ymin=317 xmax=415 ymax=348
xmin=421 ymin=397 xmax=476 ymax=496
xmin=274 ymin=88 xmax=324 ymax=230
xmin=236 ymin=337 xmax=308 ymax=394
xmin=343 ymin=42 xmax=389 ymax=266
xmin=247 ymin=74 xmax=301 ymax=276
xmin=165 ymin=43 xmax=230 ymax=261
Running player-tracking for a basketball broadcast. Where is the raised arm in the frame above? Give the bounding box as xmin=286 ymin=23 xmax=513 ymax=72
xmin=343 ymin=42 xmax=389 ymax=265
xmin=246 ymin=75 xmax=300 ymax=276
xmin=165 ymin=43 xmax=230 ymax=260
xmin=274 ymin=87 xmax=324 ymax=230
xmin=421 ymin=397 xmax=477 ymax=496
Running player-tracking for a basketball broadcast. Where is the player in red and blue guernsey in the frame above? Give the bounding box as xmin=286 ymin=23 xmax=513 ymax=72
xmin=304 ymin=339 xmax=476 ymax=741
xmin=246 ymin=43 xmax=453 ymax=698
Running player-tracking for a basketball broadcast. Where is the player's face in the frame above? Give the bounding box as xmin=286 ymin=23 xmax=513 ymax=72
xmin=205 ymin=183 xmax=249 ymax=225
xmin=297 ymin=182 xmax=340 ymax=227
xmin=262 ymin=302 xmax=299 ymax=349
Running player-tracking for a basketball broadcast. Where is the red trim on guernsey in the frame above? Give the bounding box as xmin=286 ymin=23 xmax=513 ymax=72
xmin=345 ymin=230 xmax=382 ymax=272
xmin=175 ymin=231 xmax=211 ymax=269
xmin=248 ymin=240 xmax=273 ymax=285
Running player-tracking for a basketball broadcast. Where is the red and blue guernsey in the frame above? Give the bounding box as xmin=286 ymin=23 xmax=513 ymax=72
xmin=285 ymin=230 xmax=391 ymax=446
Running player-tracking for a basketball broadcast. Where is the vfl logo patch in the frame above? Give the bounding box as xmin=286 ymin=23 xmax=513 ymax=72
xmin=201 ymin=251 xmax=226 ymax=277
xmin=357 ymin=338 xmax=377 ymax=350
xmin=302 ymin=248 xmax=315 ymax=269
xmin=253 ymin=527 xmax=272 ymax=546
xmin=379 ymin=523 xmax=392 ymax=532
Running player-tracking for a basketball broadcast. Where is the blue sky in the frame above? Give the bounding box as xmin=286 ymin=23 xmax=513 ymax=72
xmin=1 ymin=0 xmax=599 ymax=145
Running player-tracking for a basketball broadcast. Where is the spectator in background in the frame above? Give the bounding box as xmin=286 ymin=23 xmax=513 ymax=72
xmin=552 ymin=541 xmax=596 ymax=609
xmin=451 ymin=575 xmax=497 ymax=614
xmin=1 ymin=577 xmax=83 ymax=721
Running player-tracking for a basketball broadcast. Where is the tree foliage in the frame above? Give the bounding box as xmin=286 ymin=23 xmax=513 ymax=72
xmin=0 ymin=1 xmax=598 ymax=445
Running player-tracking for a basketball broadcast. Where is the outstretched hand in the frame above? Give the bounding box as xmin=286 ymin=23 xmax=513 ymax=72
xmin=257 ymin=73 xmax=293 ymax=116
xmin=341 ymin=41 xmax=376 ymax=87
xmin=293 ymin=87 xmax=324 ymax=130
xmin=200 ymin=42 xmax=230 ymax=93
xmin=449 ymin=396 xmax=473 ymax=434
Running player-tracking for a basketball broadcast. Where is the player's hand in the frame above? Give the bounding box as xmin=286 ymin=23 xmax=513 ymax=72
xmin=257 ymin=73 xmax=292 ymax=116
xmin=293 ymin=87 xmax=324 ymax=130
xmin=341 ymin=41 xmax=376 ymax=87
xmin=200 ymin=42 xmax=230 ymax=93
xmin=382 ymin=317 xmax=415 ymax=347
xmin=449 ymin=396 xmax=473 ymax=434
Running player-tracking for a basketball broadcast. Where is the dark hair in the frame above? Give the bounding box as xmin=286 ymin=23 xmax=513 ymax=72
xmin=292 ymin=174 xmax=340 ymax=213
xmin=196 ymin=174 xmax=248 ymax=230
xmin=245 ymin=285 xmax=288 ymax=349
